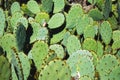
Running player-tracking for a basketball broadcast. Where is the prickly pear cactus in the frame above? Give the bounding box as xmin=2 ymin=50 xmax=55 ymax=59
xmin=0 ymin=8 xmax=5 ymax=37
xmin=66 ymin=35 xmax=81 ymax=55
xmin=67 ymin=50 xmax=95 ymax=79
xmin=99 ymin=21 xmax=112 ymax=45
xmin=0 ymin=55 xmax=11 ymax=80
xmin=31 ymin=41 xmax=48 ymax=71
xmin=39 ymin=59 xmax=71 ymax=80
xmin=0 ymin=0 xmax=120 ymax=80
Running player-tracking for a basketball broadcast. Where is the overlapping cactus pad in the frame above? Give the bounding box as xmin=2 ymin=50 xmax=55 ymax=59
xmin=0 ymin=0 xmax=120 ymax=80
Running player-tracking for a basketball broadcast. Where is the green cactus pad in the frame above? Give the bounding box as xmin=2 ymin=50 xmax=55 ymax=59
xmin=0 ymin=8 xmax=5 ymax=37
xmin=35 ymin=12 xmax=49 ymax=25
xmin=31 ymin=41 xmax=48 ymax=71
xmin=27 ymin=0 xmax=40 ymax=14
xmin=39 ymin=60 xmax=71 ymax=80
xmin=96 ymin=41 xmax=103 ymax=58
xmin=0 ymin=33 xmax=17 ymax=61
xmin=18 ymin=52 xmax=30 ymax=80
xmin=66 ymin=4 xmax=83 ymax=29
xmin=67 ymin=50 xmax=95 ymax=79
xmin=112 ymin=30 xmax=120 ymax=42
xmin=82 ymin=38 xmax=97 ymax=52
xmin=109 ymin=65 xmax=120 ymax=80
xmin=88 ymin=8 xmax=103 ymax=21
xmin=53 ymin=0 xmax=65 ymax=13
xmin=103 ymin=0 xmax=112 ymax=19
xmin=76 ymin=14 xmax=93 ymax=35
xmin=15 ymin=23 xmax=26 ymax=51
xmin=112 ymin=40 xmax=120 ymax=53
xmin=10 ymin=2 xmax=21 ymax=15
xmin=48 ymin=13 xmax=65 ymax=29
xmin=30 ymin=26 xmax=48 ymax=43
xmin=41 ymin=0 xmax=53 ymax=13
xmin=50 ymin=29 xmax=66 ymax=44
xmin=61 ymin=31 xmax=71 ymax=47
xmin=99 ymin=21 xmax=112 ymax=45
xmin=66 ymin=35 xmax=81 ymax=55
xmin=10 ymin=12 xmax=23 ymax=30
xmin=17 ymin=17 xmax=28 ymax=29
xmin=49 ymin=44 xmax=65 ymax=59
xmin=0 ymin=56 xmax=11 ymax=80
xmin=84 ymin=25 xmax=96 ymax=39
xmin=96 ymin=54 xmax=119 ymax=79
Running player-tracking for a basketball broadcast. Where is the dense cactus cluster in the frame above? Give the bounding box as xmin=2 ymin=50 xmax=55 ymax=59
xmin=0 ymin=0 xmax=120 ymax=80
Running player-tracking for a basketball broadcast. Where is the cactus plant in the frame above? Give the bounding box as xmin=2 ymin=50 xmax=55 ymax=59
xmin=41 ymin=0 xmax=53 ymax=13
xmin=82 ymin=38 xmax=97 ymax=52
xmin=15 ymin=23 xmax=26 ymax=51
xmin=0 ymin=55 xmax=11 ymax=80
xmin=0 ymin=8 xmax=5 ymax=37
xmin=31 ymin=41 xmax=48 ymax=71
xmin=53 ymin=0 xmax=65 ymax=13
xmin=66 ymin=4 xmax=83 ymax=29
xmin=35 ymin=12 xmax=49 ymax=25
xmin=17 ymin=17 xmax=28 ymax=29
xmin=10 ymin=2 xmax=21 ymax=15
xmin=66 ymin=35 xmax=81 ymax=55
xmin=99 ymin=21 xmax=112 ymax=45
xmin=96 ymin=54 xmax=119 ymax=80
xmin=27 ymin=0 xmax=40 ymax=14
xmin=48 ymin=13 xmax=65 ymax=29
xmin=112 ymin=30 xmax=120 ymax=42
xmin=49 ymin=44 xmax=65 ymax=59
xmin=39 ymin=59 xmax=71 ymax=80
xmin=67 ymin=50 xmax=95 ymax=79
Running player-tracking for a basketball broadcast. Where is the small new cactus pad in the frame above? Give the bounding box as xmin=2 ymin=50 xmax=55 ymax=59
xmin=31 ymin=41 xmax=48 ymax=71
xmin=41 ymin=0 xmax=53 ymax=13
xmin=61 ymin=31 xmax=71 ymax=47
xmin=39 ymin=60 xmax=71 ymax=80
xmin=66 ymin=35 xmax=81 ymax=55
xmin=49 ymin=44 xmax=65 ymax=59
xmin=112 ymin=30 xmax=120 ymax=42
xmin=10 ymin=2 xmax=21 ymax=15
xmin=35 ymin=12 xmax=49 ymax=25
xmin=76 ymin=14 xmax=93 ymax=35
xmin=53 ymin=0 xmax=65 ymax=13
xmin=67 ymin=50 xmax=95 ymax=79
xmin=15 ymin=23 xmax=26 ymax=51
xmin=99 ymin=21 xmax=112 ymax=45
xmin=50 ymin=29 xmax=66 ymax=44
xmin=96 ymin=54 xmax=119 ymax=79
xmin=112 ymin=40 xmax=120 ymax=53
xmin=88 ymin=8 xmax=103 ymax=21
xmin=83 ymin=25 xmax=96 ymax=39
xmin=82 ymin=38 xmax=97 ymax=52
xmin=27 ymin=0 xmax=40 ymax=14
xmin=0 ymin=55 xmax=11 ymax=80
xmin=0 ymin=8 xmax=5 ymax=37
xmin=108 ymin=65 xmax=120 ymax=80
xmin=96 ymin=41 xmax=103 ymax=58
xmin=0 ymin=33 xmax=17 ymax=61
xmin=18 ymin=52 xmax=30 ymax=80
xmin=66 ymin=4 xmax=83 ymax=29
xmin=48 ymin=13 xmax=65 ymax=29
